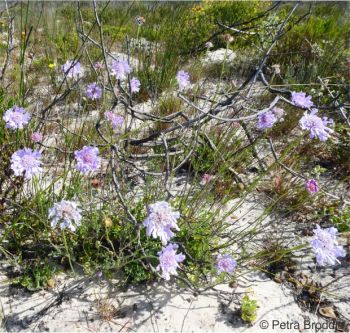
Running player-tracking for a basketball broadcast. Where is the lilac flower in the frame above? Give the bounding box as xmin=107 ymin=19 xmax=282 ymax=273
xmin=61 ymin=60 xmax=84 ymax=79
xmin=31 ymin=132 xmax=43 ymax=143
xmin=143 ymin=201 xmax=180 ymax=245
xmin=310 ymin=225 xmax=346 ymax=266
xmin=10 ymin=148 xmax=43 ymax=179
xmin=49 ymin=200 xmax=82 ymax=232
xmin=157 ymin=243 xmax=185 ymax=280
xmin=86 ymin=82 xmax=102 ymax=100
xmin=176 ymin=70 xmax=190 ymax=91
xmin=74 ymin=146 xmax=101 ymax=174
xmin=216 ymin=254 xmax=237 ymax=275
xmin=256 ymin=111 xmax=277 ymax=130
xmin=291 ymin=91 xmax=314 ymax=109
xmin=305 ymin=179 xmax=319 ymax=195
xmin=201 ymin=173 xmax=213 ymax=185
xmin=110 ymin=59 xmax=132 ymax=80
xmin=3 ymin=106 xmax=31 ymax=130
xmin=272 ymin=107 xmax=285 ymax=119
xmin=94 ymin=61 xmax=103 ymax=70
xmin=130 ymin=77 xmax=141 ymax=93
xmin=299 ymin=109 xmax=334 ymax=141
xmin=105 ymin=111 xmax=124 ymax=130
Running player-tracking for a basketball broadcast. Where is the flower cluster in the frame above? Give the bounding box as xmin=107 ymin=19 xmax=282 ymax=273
xmin=310 ymin=225 xmax=346 ymax=266
xmin=62 ymin=60 xmax=84 ymax=79
xmin=31 ymin=132 xmax=43 ymax=143
xmin=110 ymin=59 xmax=132 ymax=80
xmin=216 ymin=254 xmax=237 ymax=275
xmin=74 ymin=146 xmax=101 ymax=174
xmin=49 ymin=200 xmax=82 ymax=232
xmin=105 ymin=111 xmax=124 ymax=130
xmin=176 ymin=70 xmax=190 ymax=91
xmin=86 ymin=82 xmax=102 ymax=100
xmin=305 ymin=179 xmax=319 ymax=195
xmin=130 ymin=77 xmax=141 ymax=93
xmin=299 ymin=109 xmax=333 ymax=141
xmin=11 ymin=148 xmax=43 ymax=179
xmin=291 ymin=91 xmax=314 ymax=109
xmin=256 ymin=111 xmax=277 ymax=130
xmin=3 ymin=106 xmax=31 ymax=130
xmin=157 ymin=243 xmax=185 ymax=280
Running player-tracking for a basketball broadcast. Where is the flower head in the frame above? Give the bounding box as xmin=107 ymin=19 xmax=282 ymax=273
xmin=205 ymin=41 xmax=214 ymax=49
xmin=110 ymin=59 xmax=132 ymax=80
xmin=201 ymin=173 xmax=213 ymax=185
xmin=94 ymin=61 xmax=103 ymax=70
xmin=135 ymin=15 xmax=146 ymax=26
xmin=86 ymin=82 xmax=102 ymax=100
xmin=310 ymin=225 xmax=346 ymax=266
xmin=216 ymin=254 xmax=237 ymax=275
xmin=176 ymin=70 xmax=190 ymax=91
xmin=62 ymin=60 xmax=84 ymax=79
xmin=74 ymin=146 xmax=101 ymax=174
xmin=130 ymin=77 xmax=141 ymax=93
xmin=299 ymin=109 xmax=333 ymax=141
xmin=157 ymin=243 xmax=185 ymax=280
xmin=3 ymin=106 xmax=31 ymax=130
xmin=143 ymin=201 xmax=180 ymax=245
xmin=31 ymin=132 xmax=43 ymax=143
xmin=272 ymin=107 xmax=285 ymax=119
xmin=291 ymin=91 xmax=314 ymax=109
xmin=105 ymin=111 xmax=124 ymax=130
xmin=49 ymin=200 xmax=82 ymax=232
xmin=11 ymin=148 xmax=43 ymax=179
xmin=306 ymin=179 xmax=319 ymax=195
xmin=256 ymin=111 xmax=277 ymax=130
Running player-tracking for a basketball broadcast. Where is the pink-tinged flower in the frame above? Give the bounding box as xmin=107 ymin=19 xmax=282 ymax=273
xmin=310 ymin=225 xmax=346 ymax=266
xmin=272 ymin=107 xmax=285 ymax=119
xmin=74 ymin=146 xmax=101 ymax=174
xmin=256 ymin=111 xmax=277 ymax=130
xmin=216 ymin=254 xmax=237 ymax=275
xmin=49 ymin=200 xmax=82 ymax=232
xmin=130 ymin=77 xmax=141 ymax=93
xmin=291 ymin=91 xmax=314 ymax=109
xmin=143 ymin=201 xmax=180 ymax=245
xmin=94 ymin=61 xmax=103 ymax=70
xmin=86 ymin=82 xmax=102 ymax=100
xmin=176 ymin=70 xmax=190 ymax=91
xmin=31 ymin=132 xmax=43 ymax=143
xmin=205 ymin=41 xmax=214 ymax=49
xmin=105 ymin=111 xmax=124 ymax=130
xmin=157 ymin=243 xmax=185 ymax=280
xmin=3 ymin=106 xmax=31 ymax=130
xmin=305 ymin=179 xmax=319 ymax=195
xmin=201 ymin=173 xmax=213 ymax=185
xmin=10 ymin=148 xmax=43 ymax=179
xmin=61 ymin=60 xmax=84 ymax=79
xmin=299 ymin=109 xmax=334 ymax=142
xmin=110 ymin=59 xmax=132 ymax=80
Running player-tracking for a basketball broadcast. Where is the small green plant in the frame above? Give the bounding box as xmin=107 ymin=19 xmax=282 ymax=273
xmin=240 ymin=294 xmax=259 ymax=323
xmin=328 ymin=205 xmax=350 ymax=232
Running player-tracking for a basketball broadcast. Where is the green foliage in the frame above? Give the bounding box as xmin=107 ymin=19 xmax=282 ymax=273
xmin=240 ymin=294 xmax=259 ymax=323
xmin=328 ymin=205 xmax=350 ymax=232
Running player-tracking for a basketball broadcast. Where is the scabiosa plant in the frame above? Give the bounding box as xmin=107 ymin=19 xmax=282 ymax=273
xmin=74 ymin=146 xmax=101 ymax=174
xmin=176 ymin=70 xmax=190 ymax=91
xmin=299 ymin=109 xmax=334 ymax=142
xmin=143 ymin=201 xmax=180 ymax=245
xmin=157 ymin=243 xmax=185 ymax=281
xmin=272 ymin=106 xmax=285 ymax=120
xmin=130 ymin=77 xmax=141 ymax=93
xmin=3 ymin=106 xmax=31 ymax=130
xmin=216 ymin=254 xmax=237 ymax=275
xmin=10 ymin=148 xmax=43 ymax=179
xmin=31 ymin=132 xmax=43 ymax=143
xmin=256 ymin=111 xmax=277 ymax=130
xmin=105 ymin=111 xmax=124 ymax=130
xmin=291 ymin=91 xmax=314 ymax=109
xmin=310 ymin=225 xmax=346 ymax=266
xmin=86 ymin=82 xmax=102 ymax=100
xmin=61 ymin=60 xmax=84 ymax=79
xmin=49 ymin=200 xmax=82 ymax=232
xmin=110 ymin=59 xmax=132 ymax=80
xmin=305 ymin=179 xmax=319 ymax=195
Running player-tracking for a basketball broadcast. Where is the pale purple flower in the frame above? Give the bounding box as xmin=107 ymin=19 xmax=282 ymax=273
xmin=94 ymin=61 xmax=103 ymax=70
xmin=157 ymin=243 xmax=185 ymax=280
xmin=306 ymin=179 xmax=319 ymax=195
xmin=105 ymin=111 xmax=124 ymax=130
xmin=31 ymin=132 xmax=43 ymax=143
xmin=86 ymin=82 xmax=102 ymax=100
xmin=216 ymin=254 xmax=237 ymax=275
xmin=3 ymin=106 xmax=31 ymax=130
xmin=130 ymin=77 xmax=141 ymax=93
xmin=10 ymin=148 xmax=43 ymax=179
xmin=205 ymin=41 xmax=214 ymax=49
xmin=110 ymin=59 xmax=132 ymax=80
xmin=310 ymin=225 xmax=346 ymax=266
xmin=74 ymin=146 xmax=101 ymax=174
xmin=299 ymin=109 xmax=334 ymax=141
xmin=201 ymin=173 xmax=213 ymax=185
xmin=61 ymin=60 xmax=84 ymax=79
xmin=256 ymin=111 xmax=277 ymax=130
xmin=176 ymin=70 xmax=190 ymax=91
xmin=291 ymin=91 xmax=314 ymax=109
xmin=49 ymin=200 xmax=82 ymax=232
xmin=143 ymin=201 xmax=180 ymax=245
xmin=272 ymin=107 xmax=285 ymax=119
